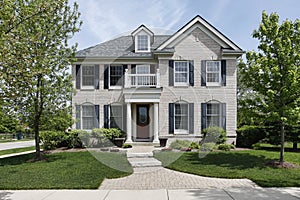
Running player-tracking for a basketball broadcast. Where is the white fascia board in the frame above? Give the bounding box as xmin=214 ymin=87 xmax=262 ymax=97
xmin=157 ymin=16 xmax=241 ymax=51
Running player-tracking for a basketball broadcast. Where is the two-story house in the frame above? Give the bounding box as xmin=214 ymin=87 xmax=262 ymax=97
xmin=72 ymin=15 xmax=244 ymax=145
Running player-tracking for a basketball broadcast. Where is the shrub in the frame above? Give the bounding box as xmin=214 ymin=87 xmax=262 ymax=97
xmin=200 ymin=142 xmax=216 ymax=151
xmin=218 ymin=144 xmax=235 ymax=151
xmin=202 ymin=127 xmax=227 ymax=145
xmin=170 ymin=140 xmax=191 ymax=150
xmin=40 ymin=130 xmax=85 ymax=150
xmin=252 ymin=143 xmax=262 ymax=150
xmin=92 ymin=128 xmax=124 ymax=147
xmin=189 ymin=142 xmax=200 ymax=149
xmin=40 ymin=131 xmax=66 ymax=150
xmin=236 ymin=125 xmax=267 ymax=148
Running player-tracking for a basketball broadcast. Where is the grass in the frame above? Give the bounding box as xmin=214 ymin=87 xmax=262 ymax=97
xmin=0 ymin=146 xmax=36 ymax=156
xmin=154 ymin=150 xmax=300 ymax=187
xmin=0 ymin=151 xmax=132 ymax=189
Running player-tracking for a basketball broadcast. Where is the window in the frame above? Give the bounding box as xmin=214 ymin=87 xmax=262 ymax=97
xmin=175 ymin=103 xmax=188 ymax=133
xmin=136 ymin=65 xmax=150 ymax=74
xmin=137 ymin=35 xmax=149 ymax=52
xmin=110 ymin=105 xmax=123 ymax=129
xmin=174 ymin=61 xmax=189 ymax=85
xmin=110 ymin=65 xmax=123 ymax=87
xmin=207 ymin=103 xmax=220 ymax=127
xmin=82 ymin=105 xmax=95 ymax=130
xmin=206 ymin=61 xmax=221 ymax=85
xmin=82 ymin=65 xmax=94 ymax=88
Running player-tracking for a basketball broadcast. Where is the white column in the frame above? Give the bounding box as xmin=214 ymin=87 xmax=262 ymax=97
xmin=153 ymin=103 xmax=159 ymax=143
xmin=126 ymin=103 xmax=132 ymax=143
xmin=156 ymin=68 xmax=160 ymax=88
xmin=124 ymin=68 xmax=129 ymax=88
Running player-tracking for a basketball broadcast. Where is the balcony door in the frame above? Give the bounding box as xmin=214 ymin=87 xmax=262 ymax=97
xmin=136 ymin=104 xmax=150 ymax=141
xmin=136 ymin=65 xmax=150 ymax=86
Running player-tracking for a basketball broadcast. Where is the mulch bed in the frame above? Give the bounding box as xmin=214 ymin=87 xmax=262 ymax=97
xmin=265 ymin=160 xmax=299 ymax=169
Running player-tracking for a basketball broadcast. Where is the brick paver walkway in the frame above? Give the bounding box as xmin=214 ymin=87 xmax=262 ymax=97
xmin=99 ymin=145 xmax=259 ymax=190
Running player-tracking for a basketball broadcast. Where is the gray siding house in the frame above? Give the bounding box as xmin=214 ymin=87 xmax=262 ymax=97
xmin=72 ymin=15 xmax=244 ymax=145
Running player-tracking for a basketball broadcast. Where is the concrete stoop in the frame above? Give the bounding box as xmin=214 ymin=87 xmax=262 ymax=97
xmin=126 ymin=150 xmax=162 ymax=168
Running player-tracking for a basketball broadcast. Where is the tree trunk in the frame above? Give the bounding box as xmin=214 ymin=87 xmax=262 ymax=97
xmin=279 ymin=120 xmax=285 ymax=164
xmin=293 ymin=142 xmax=297 ymax=150
xmin=34 ymin=119 xmax=41 ymax=160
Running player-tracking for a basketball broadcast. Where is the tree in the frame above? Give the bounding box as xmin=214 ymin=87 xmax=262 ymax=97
xmin=239 ymin=11 xmax=300 ymax=164
xmin=0 ymin=0 xmax=81 ymax=160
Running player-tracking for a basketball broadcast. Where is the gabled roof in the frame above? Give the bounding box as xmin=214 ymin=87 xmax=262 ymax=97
xmin=157 ymin=15 xmax=243 ymax=52
xmin=76 ymin=35 xmax=170 ymax=58
xmin=131 ymin=24 xmax=154 ymax=37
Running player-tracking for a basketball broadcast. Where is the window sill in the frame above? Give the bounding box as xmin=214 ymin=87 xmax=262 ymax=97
xmin=206 ymin=83 xmax=222 ymax=87
xmin=109 ymin=86 xmax=122 ymax=90
xmin=80 ymin=87 xmax=95 ymax=91
xmin=174 ymin=130 xmax=189 ymax=135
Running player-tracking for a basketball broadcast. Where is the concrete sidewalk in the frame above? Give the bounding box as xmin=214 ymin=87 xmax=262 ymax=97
xmin=0 ymin=188 xmax=299 ymax=200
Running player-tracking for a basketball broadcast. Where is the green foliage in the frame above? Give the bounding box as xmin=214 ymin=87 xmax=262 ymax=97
xmin=189 ymin=142 xmax=200 ymax=149
xmin=218 ymin=144 xmax=235 ymax=151
xmin=252 ymin=143 xmax=262 ymax=150
xmin=40 ymin=130 xmax=83 ymax=150
xmin=122 ymin=144 xmax=132 ymax=149
xmin=236 ymin=125 xmax=267 ymax=148
xmin=200 ymin=142 xmax=216 ymax=151
xmin=238 ymin=11 xmax=300 ymax=162
xmin=169 ymin=140 xmax=191 ymax=150
xmin=0 ymin=0 xmax=82 ymax=159
xmin=40 ymin=108 xmax=73 ymax=132
xmin=202 ymin=127 xmax=227 ymax=144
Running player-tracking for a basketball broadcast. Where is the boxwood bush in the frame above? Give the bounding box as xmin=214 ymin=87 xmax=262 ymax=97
xmin=236 ymin=125 xmax=267 ymax=148
xmin=201 ymin=127 xmax=227 ymax=145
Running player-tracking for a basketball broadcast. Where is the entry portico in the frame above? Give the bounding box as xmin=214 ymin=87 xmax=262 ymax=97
xmin=124 ymin=87 xmax=162 ymax=143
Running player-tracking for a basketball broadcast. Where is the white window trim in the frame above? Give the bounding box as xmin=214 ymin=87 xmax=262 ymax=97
xmin=135 ymin=34 xmax=150 ymax=53
xmin=174 ymin=103 xmax=189 ymax=135
xmin=109 ymin=104 xmax=123 ymax=130
xmin=174 ymin=61 xmax=189 ymax=86
xmin=206 ymin=103 xmax=221 ymax=127
xmin=81 ymin=65 xmax=95 ymax=90
xmin=206 ymin=61 xmax=221 ymax=86
xmin=109 ymin=65 xmax=123 ymax=89
xmin=81 ymin=105 xmax=95 ymax=131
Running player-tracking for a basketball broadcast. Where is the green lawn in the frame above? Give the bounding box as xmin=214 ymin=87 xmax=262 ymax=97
xmin=0 ymin=146 xmax=36 ymax=156
xmin=154 ymin=150 xmax=300 ymax=187
xmin=0 ymin=151 xmax=132 ymax=189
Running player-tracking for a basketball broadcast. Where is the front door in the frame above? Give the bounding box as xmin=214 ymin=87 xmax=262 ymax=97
xmin=136 ymin=104 xmax=150 ymax=141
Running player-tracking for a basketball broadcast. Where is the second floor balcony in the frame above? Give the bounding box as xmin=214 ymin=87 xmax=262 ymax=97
xmin=124 ymin=68 xmax=160 ymax=88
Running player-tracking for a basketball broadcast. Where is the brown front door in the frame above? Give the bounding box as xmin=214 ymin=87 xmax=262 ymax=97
xmin=136 ymin=104 xmax=150 ymax=140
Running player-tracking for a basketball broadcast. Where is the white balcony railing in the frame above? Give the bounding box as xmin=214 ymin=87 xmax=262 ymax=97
xmin=124 ymin=69 xmax=160 ymax=88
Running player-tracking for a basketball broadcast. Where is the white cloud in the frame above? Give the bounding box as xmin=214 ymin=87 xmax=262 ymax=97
xmin=76 ymin=0 xmax=188 ymax=47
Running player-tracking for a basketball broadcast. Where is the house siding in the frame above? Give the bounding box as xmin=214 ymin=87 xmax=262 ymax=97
xmin=72 ymin=18 xmax=241 ymax=144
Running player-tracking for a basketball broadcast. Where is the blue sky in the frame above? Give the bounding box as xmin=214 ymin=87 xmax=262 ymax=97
xmin=69 ymin=0 xmax=299 ymax=52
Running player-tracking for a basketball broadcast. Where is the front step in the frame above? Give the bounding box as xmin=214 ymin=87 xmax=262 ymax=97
xmin=126 ymin=142 xmax=160 ymax=146
xmin=128 ymin=157 xmax=162 ymax=168
xmin=127 ymin=152 xmax=153 ymax=158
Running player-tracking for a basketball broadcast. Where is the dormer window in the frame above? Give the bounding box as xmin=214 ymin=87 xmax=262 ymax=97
xmin=132 ymin=25 xmax=153 ymax=53
xmin=137 ymin=35 xmax=149 ymax=51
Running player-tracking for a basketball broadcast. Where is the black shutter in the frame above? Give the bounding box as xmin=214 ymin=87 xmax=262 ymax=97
xmin=123 ymin=104 xmax=127 ymax=133
xmin=169 ymin=60 xmax=174 ymax=86
xmin=221 ymin=103 xmax=226 ymax=130
xmin=104 ymin=105 xmax=109 ymax=128
xmin=122 ymin=65 xmax=128 ymax=87
xmin=201 ymin=103 xmax=207 ymax=130
xmin=95 ymin=65 xmax=99 ymax=89
xmin=189 ymin=103 xmax=194 ymax=134
xmin=94 ymin=105 xmax=99 ymax=128
xmin=201 ymin=60 xmax=206 ymax=86
xmin=131 ymin=64 xmax=136 ymax=74
xmin=169 ymin=103 xmax=174 ymax=134
xmin=150 ymin=64 xmax=155 ymax=74
xmin=221 ymin=60 xmax=226 ymax=86
xmin=104 ymin=65 xmax=109 ymax=89
xmin=75 ymin=105 xmax=81 ymax=129
xmin=76 ymin=65 xmax=81 ymax=89
xmin=189 ymin=60 xmax=194 ymax=86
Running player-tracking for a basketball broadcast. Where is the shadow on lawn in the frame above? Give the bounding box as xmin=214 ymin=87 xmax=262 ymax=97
xmin=184 ymin=152 xmax=270 ymax=170
xmin=0 ymin=153 xmax=63 ymax=166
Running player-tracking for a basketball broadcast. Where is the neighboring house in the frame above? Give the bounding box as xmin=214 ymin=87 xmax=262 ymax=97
xmin=72 ymin=15 xmax=244 ymax=145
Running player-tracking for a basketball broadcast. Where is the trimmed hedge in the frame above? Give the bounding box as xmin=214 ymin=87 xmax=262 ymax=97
xmin=202 ymin=127 xmax=227 ymax=145
xmin=236 ymin=126 xmax=266 ymax=148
